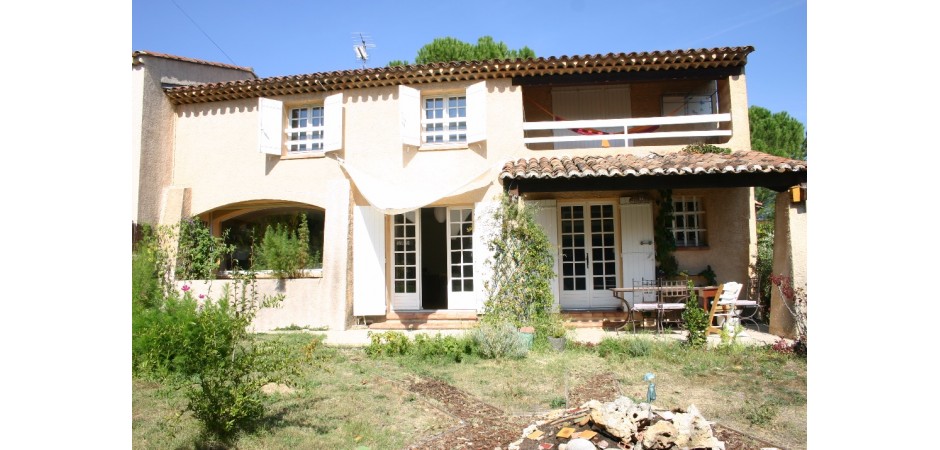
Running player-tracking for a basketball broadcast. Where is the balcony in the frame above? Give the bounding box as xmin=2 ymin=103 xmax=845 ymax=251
xmin=522 ymin=113 xmax=732 ymax=148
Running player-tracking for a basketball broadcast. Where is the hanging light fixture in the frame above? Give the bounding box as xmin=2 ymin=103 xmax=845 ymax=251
xmin=433 ymin=207 xmax=446 ymax=223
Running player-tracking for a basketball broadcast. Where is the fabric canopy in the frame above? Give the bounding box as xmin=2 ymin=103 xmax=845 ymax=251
xmin=335 ymin=156 xmax=501 ymax=215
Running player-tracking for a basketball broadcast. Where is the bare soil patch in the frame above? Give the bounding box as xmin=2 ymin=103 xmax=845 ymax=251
xmin=402 ymin=373 xmax=786 ymax=450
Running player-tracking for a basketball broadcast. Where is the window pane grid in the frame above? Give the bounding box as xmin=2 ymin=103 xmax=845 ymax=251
xmin=423 ymin=95 xmax=467 ymax=144
xmin=287 ymin=106 xmax=325 ymax=152
xmin=393 ymin=211 xmax=418 ymax=293
xmin=670 ymin=196 xmax=706 ymax=247
xmin=448 ymin=208 xmax=474 ymax=293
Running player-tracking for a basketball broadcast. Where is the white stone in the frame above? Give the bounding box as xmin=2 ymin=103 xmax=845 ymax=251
xmin=567 ymin=438 xmax=597 ymax=450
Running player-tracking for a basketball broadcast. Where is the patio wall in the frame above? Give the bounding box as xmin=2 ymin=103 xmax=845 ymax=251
xmin=175 ymin=276 xmax=346 ymax=332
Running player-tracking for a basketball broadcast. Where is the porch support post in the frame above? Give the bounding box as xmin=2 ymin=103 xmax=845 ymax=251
xmin=768 ymin=191 xmax=807 ymax=338
xmin=322 ymin=178 xmax=353 ymax=330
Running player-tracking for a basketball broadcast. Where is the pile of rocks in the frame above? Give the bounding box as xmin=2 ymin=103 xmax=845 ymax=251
xmin=509 ymin=396 xmax=725 ymax=450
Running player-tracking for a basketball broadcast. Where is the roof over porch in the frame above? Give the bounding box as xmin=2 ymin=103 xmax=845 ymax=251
xmin=499 ymin=150 xmax=806 ymax=193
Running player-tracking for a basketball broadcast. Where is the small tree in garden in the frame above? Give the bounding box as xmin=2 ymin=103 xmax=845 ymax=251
xmin=681 ymin=280 xmax=710 ymax=348
xmin=133 ymin=228 xmax=299 ymax=443
xmin=481 ymin=193 xmax=557 ymax=336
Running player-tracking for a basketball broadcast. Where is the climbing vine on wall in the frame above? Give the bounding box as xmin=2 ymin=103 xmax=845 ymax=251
xmin=654 ymin=190 xmax=679 ymax=277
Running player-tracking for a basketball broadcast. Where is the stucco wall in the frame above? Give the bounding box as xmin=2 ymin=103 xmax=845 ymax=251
xmin=769 ymin=193 xmax=807 ymax=338
xmin=176 ymin=277 xmax=338 ymax=332
xmin=133 ymin=55 xmax=255 ymax=225
xmin=671 ymin=187 xmax=755 ymax=285
xmin=133 ymin=65 xmax=176 ymax=225
xmin=172 ymin=99 xmax=347 ymax=215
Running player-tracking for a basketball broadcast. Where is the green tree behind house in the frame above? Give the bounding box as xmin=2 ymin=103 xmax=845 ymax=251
xmin=388 ymin=36 xmax=535 ymax=66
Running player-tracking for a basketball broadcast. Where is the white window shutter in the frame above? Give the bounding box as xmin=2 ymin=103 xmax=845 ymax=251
xmin=466 ymin=80 xmax=487 ymax=144
xmin=399 ymin=85 xmax=420 ymax=147
xmin=472 ymin=201 xmax=499 ymax=313
xmin=353 ymin=205 xmax=388 ymax=316
xmin=529 ymin=200 xmax=560 ymax=309
xmin=323 ymin=92 xmax=344 ymax=152
xmin=258 ymin=97 xmax=283 ymax=155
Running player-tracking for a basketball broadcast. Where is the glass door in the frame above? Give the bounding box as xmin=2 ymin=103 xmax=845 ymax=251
xmin=391 ymin=211 xmax=419 ymax=310
xmin=446 ymin=207 xmax=475 ymax=309
xmin=559 ymin=202 xmax=619 ymax=309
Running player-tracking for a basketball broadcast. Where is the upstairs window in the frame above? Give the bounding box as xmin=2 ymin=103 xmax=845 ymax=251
xmin=398 ymin=81 xmax=486 ymax=148
xmin=662 ymin=93 xmax=716 ymax=116
xmin=671 ymin=196 xmax=706 ymax=247
xmin=257 ymin=93 xmax=343 ymax=157
xmin=423 ymin=95 xmax=467 ymax=144
xmin=287 ymin=106 xmax=325 ymax=152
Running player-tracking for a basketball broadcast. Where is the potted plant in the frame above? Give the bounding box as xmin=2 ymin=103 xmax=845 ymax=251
xmin=546 ymin=320 xmax=567 ymax=352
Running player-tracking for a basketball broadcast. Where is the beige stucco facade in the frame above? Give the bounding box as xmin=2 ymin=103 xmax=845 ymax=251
xmin=132 ymin=53 xmax=255 ymax=225
xmin=135 ymin=48 xmax=803 ymax=332
xmin=769 ymin=193 xmax=808 ymax=338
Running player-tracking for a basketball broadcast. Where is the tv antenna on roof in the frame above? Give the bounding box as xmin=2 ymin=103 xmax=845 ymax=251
xmin=352 ymin=32 xmax=376 ymax=69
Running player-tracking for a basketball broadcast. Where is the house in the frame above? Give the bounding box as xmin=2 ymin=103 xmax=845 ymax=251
xmin=132 ymin=46 xmax=807 ymax=337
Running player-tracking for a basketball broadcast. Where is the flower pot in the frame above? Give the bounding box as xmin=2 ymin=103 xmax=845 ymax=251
xmin=517 ymin=331 xmax=534 ymax=349
xmin=548 ymin=336 xmax=567 ymax=352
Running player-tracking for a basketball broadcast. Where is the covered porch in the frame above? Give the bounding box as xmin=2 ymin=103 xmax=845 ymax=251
xmin=499 ymin=149 xmax=807 ymax=336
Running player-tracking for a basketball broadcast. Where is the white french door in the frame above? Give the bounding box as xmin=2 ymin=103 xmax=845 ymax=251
xmin=446 ymin=207 xmax=475 ymax=309
xmin=558 ymin=202 xmax=620 ymax=309
xmin=391 ymin=210 xmax=420 ymax=310
xmin=391 ymin=207 xmax=475 ymax=311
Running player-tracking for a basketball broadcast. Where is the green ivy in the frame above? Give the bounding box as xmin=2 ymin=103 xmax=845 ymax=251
xmin=654 ymin=190 xmax=679 ymax=277
xmin=481 ymin=193 xmax=556 ymax=332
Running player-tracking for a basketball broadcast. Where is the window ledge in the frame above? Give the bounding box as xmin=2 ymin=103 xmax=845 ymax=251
xmin=675 ymin=246 xmax=710 ymax=251
xmin=418 ymin=142 xmax=470 ymax=152
xmin=281 ymin=151 xmax=326 ymax=160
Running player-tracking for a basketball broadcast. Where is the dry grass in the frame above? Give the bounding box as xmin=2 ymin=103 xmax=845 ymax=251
xmin=132 ymin=333 xmax=806 ymax=449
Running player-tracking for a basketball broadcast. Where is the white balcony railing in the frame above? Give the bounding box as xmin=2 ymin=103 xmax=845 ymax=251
xmin=522 ymin=113 xmax=732 ymax=145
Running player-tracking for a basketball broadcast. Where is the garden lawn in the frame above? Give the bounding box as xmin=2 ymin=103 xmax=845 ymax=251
xmin=132 ymin=332 xmax=807 ymax=450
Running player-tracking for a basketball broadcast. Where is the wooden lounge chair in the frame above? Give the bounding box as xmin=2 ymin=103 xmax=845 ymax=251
xmin=705 ymin=281 xmax=744 ymax=336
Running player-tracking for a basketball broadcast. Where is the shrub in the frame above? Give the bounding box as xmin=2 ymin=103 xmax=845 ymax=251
xmin=771 ymin=338 xmax=794 ymax=354
xmin=132 ymin=286 xmax=200 ymax=378
xmin=412 ymin=334 xmax=474 ymax=362
xmin=365 ymin=331 xmax=412 ymax=357
xmin=254 ymin=213 xmax=315 ymax=278
xmin=176 ymin=217 xmax=234 ymax=280
xmin=741 ymin=400 xmax=779 ymax=426
xmin=132 ymin=226 xmax=166 ymax=309
xmin=132 ymin=266 xmax=295 ymax=441
xmin=681 ymin=280 xmax=710 ymax=348
xmin=596 ymin=336 xmax=650 ymax=359
xmin=471 ymin=321 xmax=528 ymax=359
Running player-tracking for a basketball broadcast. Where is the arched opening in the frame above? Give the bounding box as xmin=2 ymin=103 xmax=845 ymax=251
xmin=203 ymin=201 xmax=325 ymax=272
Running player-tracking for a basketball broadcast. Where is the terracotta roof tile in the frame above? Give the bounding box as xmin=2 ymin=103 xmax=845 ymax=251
xmin=499 ymin=150 xmax=806 ymax=180
xmin=161 ymin=46 xmax=754 ymax=104
xmin=132 ymin=50 xmax=256 ymax=75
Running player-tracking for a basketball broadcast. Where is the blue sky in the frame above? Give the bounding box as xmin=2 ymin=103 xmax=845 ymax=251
xmin=132 ymin=0 xmax=807 ymax=128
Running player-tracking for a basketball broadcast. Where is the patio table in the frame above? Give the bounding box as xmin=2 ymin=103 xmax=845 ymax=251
xmin=610 ymin=285 xmax=719 ymax=331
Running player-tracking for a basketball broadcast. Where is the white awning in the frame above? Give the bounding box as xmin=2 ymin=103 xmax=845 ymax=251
xmin=335 ymin=156 xmax=501 ymax=215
